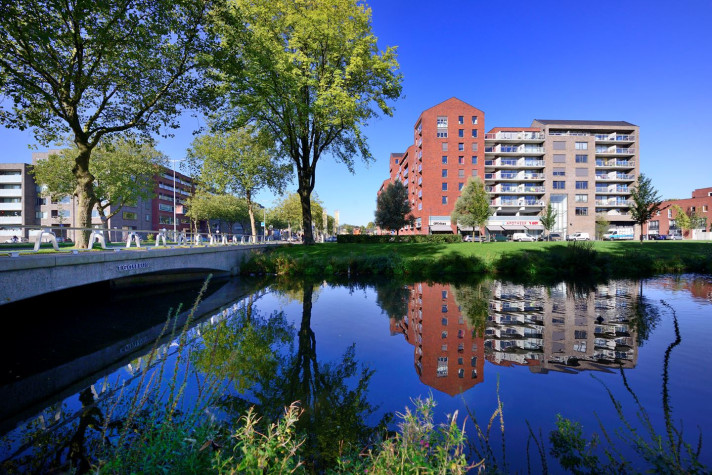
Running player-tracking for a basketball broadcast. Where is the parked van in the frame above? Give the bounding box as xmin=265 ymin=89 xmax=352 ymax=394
xmin=512 ymin=232 xmax=535 ymax=242
xmin=566 ymin=232 xmax=590 ymax=241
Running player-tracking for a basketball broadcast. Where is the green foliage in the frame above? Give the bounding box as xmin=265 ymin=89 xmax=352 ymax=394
xmin=337 ymin=234 xmax=462 ymax=244
xmin=595 ymin=214 xmax=610 ymax=240
xmin=451 ymin=176 xmax=492 ymax=237
xmin=375 ymin=181 xmax=414 ymax=235
xmin=540 ymin=201 xmax=557 ymax=236
xmin=629 ymin=173 xmax=663 ymax=240
xmin=210 ymin=0 xmax=402 ymax=243
xmin=549 ymin=416 xmax=602 ymax=474
xmin=186 ymin=192 xmax=250 ymax=232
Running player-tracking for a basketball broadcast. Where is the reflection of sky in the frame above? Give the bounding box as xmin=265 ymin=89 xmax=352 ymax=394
xmin=260 ymin=278 xmax=712 ymax=470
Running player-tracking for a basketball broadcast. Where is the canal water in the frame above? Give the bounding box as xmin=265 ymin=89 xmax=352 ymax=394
xmin=1 ymin=274 xmax=711 ymax=472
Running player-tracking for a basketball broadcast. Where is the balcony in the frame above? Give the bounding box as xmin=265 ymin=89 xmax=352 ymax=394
xmin=595 ymin=147 xmax=635 ymax=155
xmin=596 ymin=173 xmax=635 ymax=181
xmin=484 ymin=131 xmax=545 ymax=142
xmin=595 ymin=134 xmax=635 ymax=143
xmin=485 ymin=145 xmax=545 ymax=155
xmin=485 ymin=158 xmax=546 ymax=169
xmin=596 ymin=186 xmax=629 ymax=194
xmin=0 ymin=175 xmax=22 ymax=184
xmin=491 ymin=198 xmax=544 ymax=207
xmin=596 ymin=200 xmax=633 ymax=207
xmin=596 ymin=159 xmax=635 ymax=168
xmin=417 ymin=138 xmax=422 ymax=148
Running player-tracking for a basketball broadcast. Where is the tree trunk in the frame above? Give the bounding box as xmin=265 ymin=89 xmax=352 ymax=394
xmin=71 ymin=144 xmax=97 ymax=249
xmin=98 ymin=207 xmax=113 ymax=244
xmin=247 ymin=195 xmax=257 ymax=243
xmin=298 ymin=184 xmax=314 ymax=245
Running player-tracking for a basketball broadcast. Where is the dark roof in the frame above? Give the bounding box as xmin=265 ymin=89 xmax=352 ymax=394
xmin=534 ymin=119 xmax=637 ymax=127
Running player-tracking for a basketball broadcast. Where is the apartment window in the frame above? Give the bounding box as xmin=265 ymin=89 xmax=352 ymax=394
xmin=458 ymin=143 xmax=464 ymax=151
xmin=668 ymin=209 xmax=672 ymax=218
xmin=36 ymin=211 xmax=47 ymax=219
xmin=442 ymin=169 xmax=448 ymax=178
xmin=146 ymin=214 xmax=150 ymax=221
xmin=472 ymin=115 xmax=478 ymax=124
xmin=458 ymin=115 xmax=464 ymax=124
xmin=575 ymin=142 xmax=588 ymax=150
xmin=437 ymin=130 xmax=448 ymax=138
xmin=442 ymin=143 xmax=448 ymax=151
xmin=123 ymin=211 xmax=137 ymax=220
xmin=458 ymin=156 xmax=465 ymax=164
xmin=442 ymin=304 xmax=448 ymax=313
xmin=458 ymin=129 xmax=464 ymax=138
xmin=442 ymin=182 xmax=448 ymax=191
xmin=553 ymin=167 xmax=565 ymax=176
xmin=437 ymin=116 xmax=448 ymax=127
xmin=0 ymin=184 xmax=21 ymax=189
xmin=575 ymin=181 xmax=588 ymax=189
xmin=471 ymin=169 xmax=477 ymax=176
xmin=553 ymin=141 xmax=566 ymax=150
xmin=471 ymin=143 xmax=478 ymax=152
xmin=159 ymin=203 xmax=174 ymax=212
xmin=458 ymin=169 xmax=465 ymax=178
xmin=442 ymin=317 xmax=448 ymax=325
xmin=575 ymin=168 xmax=588 ymax=177
xmin=442 ymin=155 xmax=448 ymax=164
xmin=35 ymin=197 xmax=46 ymax=205
xmin=575 ymin=154 xmax=588 ymax=163
xmin=553 ymin=154 xmax=566 ymax=163
xmin=703 ymin=205 xmax=708 ymax=212
xmin=649 ymin=220 xmax=659 ymax=230
xmin=471 ymin=129 xmax=478 ymax=138
xmin=0 ymin=210 xmax=21 ymax=217
xmin=458 ymin=182 xmax=464 ymax=191
xmin=471 ymin=156 xmax=478 ymax=164
xmin=0 ymin=197 xmax=21 ymax=203
xmin=442 ymin=196 xmax=448 ymax=204
xmin=575 ymin=194 xmax=588 ymax=203
xmin=690 ymin=206 xmax=696 ymax=212
xmin=553 ymin=181 xmax=565 ymax=189
xmin=442 ymin=290 xmax=448 ymax=298
xmin=575 ymin=207 xmax=588 ymax=216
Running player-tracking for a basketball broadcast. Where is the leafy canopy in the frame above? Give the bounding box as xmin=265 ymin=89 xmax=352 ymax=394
xmin=451 ymin=176 xmax=492 ymax=236
xmin=375 ymin=181 xmax=413 ymax=235
xmin=629 ymin=173 xmax=663 ymax=239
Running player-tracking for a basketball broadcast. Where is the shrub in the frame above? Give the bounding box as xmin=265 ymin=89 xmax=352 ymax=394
xmin=337 ymin=234 xmax=462 ymax=244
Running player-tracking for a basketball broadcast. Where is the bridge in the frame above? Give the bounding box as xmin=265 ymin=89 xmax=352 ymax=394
xmin=0 ymin=244 xmax=274 ymax=305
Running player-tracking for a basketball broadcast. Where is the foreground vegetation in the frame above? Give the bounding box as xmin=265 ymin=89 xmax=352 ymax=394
xmin=243 ymin=240 xmax=712 ymax=282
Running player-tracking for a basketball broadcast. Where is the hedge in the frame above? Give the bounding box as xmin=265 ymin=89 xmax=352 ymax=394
xmin=336 ymin=234 xmax=463 ymax=244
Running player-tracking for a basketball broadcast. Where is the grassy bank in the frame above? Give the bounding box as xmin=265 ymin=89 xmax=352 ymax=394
xmin=242 ymin=241 xmax=712 ymax=282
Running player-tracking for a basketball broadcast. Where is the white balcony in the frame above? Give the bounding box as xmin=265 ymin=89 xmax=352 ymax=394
xmin=596 ymin=200 xmax=633 ymax=207
xmin=485 ymin=145 xmax=545 ymax=155
xmin=0 ymin=216 xmax=22 ymax=225
xmin=0 ymin=189 xmax=22 ymax=197
xmin=595 ymin=147 xmax=636 ymax=155
xmin=484 ymin=131 xmax=545 ymax=142
xmin=0 ymin=175 xmax=22 ymax=184
xmin=596 ymin=187 xmax=629 ymax=194
xmin=594 ymin=134 xmax=635 ymax=143
xmin=0 ymin=203 xmax=22 ymax=211
xmin=595 ymin=159 xmax=635 ymax=168
xmin=485 ymin=159 xmax=545 ymax=168
xmin=596 ymin=173 xmax=635 ymax=182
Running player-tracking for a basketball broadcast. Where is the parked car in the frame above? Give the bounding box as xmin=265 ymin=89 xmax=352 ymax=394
xmin=648 ymin=234 xmax=667 ymax=240
xmin=546 ymin=232 xmax=563 ymax=241
xmin=669 ymin=233 xmax=682 ymax=240
xmin=512 ymin=232 xmax=535 ymax=242
xmin=566 ymin=232 xmax=590 ymax=241
xmin=463 ymin=235 xmax=483 ymax=242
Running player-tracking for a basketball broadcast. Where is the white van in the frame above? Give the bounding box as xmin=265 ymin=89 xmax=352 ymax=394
xmin=567 ymin=232 xmax=590 ymax=241
xmin=512 ymin=232 xmax=535 ymax=242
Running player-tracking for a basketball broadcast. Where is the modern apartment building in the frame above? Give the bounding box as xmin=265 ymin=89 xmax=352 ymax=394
xmin=380 ymin=98 xmax=640 ymax=239
xmin=650 ymin=186 xmax=712 ymax=238
xmin=0 ymin=163 xmax=37 ymax=241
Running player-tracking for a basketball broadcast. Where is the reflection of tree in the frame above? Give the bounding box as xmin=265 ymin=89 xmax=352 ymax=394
xmin=629 ymin=281 xmax=661 ymax=346
xmin=374 ymin=280 xmax=410 ymax=321
xmin=215 ymin=279 xmax=384 ymax=471
xmin=453 ymin=281 xmax=491 ymax=336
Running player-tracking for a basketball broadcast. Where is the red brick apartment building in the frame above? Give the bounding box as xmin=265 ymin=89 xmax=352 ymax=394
xmin=649 ymin=187 xmax=712 ymax=238
xmin=379 ymin=98 xmax=641 ymax=239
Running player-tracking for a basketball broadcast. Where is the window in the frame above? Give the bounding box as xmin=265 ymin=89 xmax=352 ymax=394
xmin=575 ymin=142 xmax=588 ymax=150
xmin=668 ymin=209 xmax=672 ymax=218
xmin=458 ymin=115 xmax=464 ymax=124
xmin=442 ymin=155 xmax=448 ymax=164
xmin=0 ymin=210 xmax=21 ymax=217
xmin=471 ymin=169 xmax=477 ymax=176
xmin=442 ymin=143 xmax=448 ymax=151
xmin=441 ymin=304 xmax=448 ymax=312
xmin=458 ymin=129 xmax=464 ymax=138
xmin=458 ymin=369 xmax=465 ymax=378
xmin=437 ymin=130 xmax=448 ymax=138
xmin=553 ymin=181 xmax=565 ymax=189
xmin=0 ymin=197 xmax=21 ymax=203
xmin=442 ymin=182 xmax=448 ymax=191
xmin=458 ymin=156 xmax=464 ymax=164
xmin=36 ymin=211 xmax=47 ymax=219
xmin=437 ymin=116 xmax=448 ymax=127
xmin=471 ymin=143 xmax=478 ymax=152
xmin=471 ymin=129 xmax=478 ymax=138
xmin=458 ymin=143 xmax=464 ymax=151
xmin=471 ymin=156 xmax=477 ymax=164
xmin=458 ymin=183 xmax=464 ymax=191
xmin=123 ymin=211 xmax=137 ymax=220
xmin=442 ymin=169 xmax=448 ymax=177
xmin=36 ymin=197 xmax=46 ymax=205
xmin=575 ymin=154 xmax=588 ymax=163
xmin=472 ymin=115 xmax=478 ymax=124
xmin=553 ymin=154 xmax=566 ymax=163
xmin=441 ymin=331 xmax=448 ymax=339
xmin=575 ymin=194 xmax=588 ymax=203
xmin=146 ymin=214 xmax=150 ymax=221
xmin=553 ymin=167 xmax=565 ymax=176
xmin=575 ymin=181 xmax=588 ymax=189
xmin=159 ymin=203 xmax=174 ymax=212
xmin=458 ymin=169 xmax=465 ymax=178
xmin=575 ymin=207 xmax=588 ymax=216
xmin=703 ymin=205 xmax=708 ymax=212
xmin=442 ymin=196 xmax=448 ymax=204
xmin=0 ymin=184 xmax=21 ymax=189
xmin=574 ymin=330 xmax=588 ymax=339
xmin=553 ymin=141 xmax=566 ymax=150
xmin=442 ymin=290 xmax=448 ymax=298
xmin=442 ymin=317 xmax=448 ymax=325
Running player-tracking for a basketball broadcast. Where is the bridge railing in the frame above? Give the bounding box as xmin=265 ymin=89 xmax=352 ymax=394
xmin=1 ymin=224 xmax=281 ymax=253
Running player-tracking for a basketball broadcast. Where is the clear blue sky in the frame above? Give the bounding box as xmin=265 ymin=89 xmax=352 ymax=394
xmin=2 ymin=0 xmax=711 ymax=226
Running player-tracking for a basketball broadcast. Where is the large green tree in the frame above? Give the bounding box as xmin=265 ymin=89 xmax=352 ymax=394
xmin=187 ymin=128 xmax=291 ymax=241
xmin=629 ymin=173 xmax=663 ymax=243
xmin=210 ymin=0 xmax=402 ymax=244
xmin=451 ymin=176 xmax=491 ymax=241
xmin=186 ymin=191 xmax=250 ymax=237
xmin=375 ymin=181 xmax=412 ymax=236
xmin=269 ymin=193 xmax=328 ymax=239
xmin=32 ymin=138 xmax=166 ymax=237
xmin=0 ymin=0 xmax=212 ymax=247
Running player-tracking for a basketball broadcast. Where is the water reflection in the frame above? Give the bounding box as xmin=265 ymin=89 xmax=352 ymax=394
xmin=384 ymin=280 xmax=641 ymax=396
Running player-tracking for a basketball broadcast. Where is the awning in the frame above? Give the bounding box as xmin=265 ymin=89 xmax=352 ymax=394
xmin=502 ymin=225 xmax=526 ymax=231
xmin=486 ymin=225 xmax=503 ymax=232
xmin=458 ymin=226 xmax=474 ymax=232
xmin=429 ymin=224 xmax=453 ymax=232
xmin=526 ymin=225 xmax=545 ymax=231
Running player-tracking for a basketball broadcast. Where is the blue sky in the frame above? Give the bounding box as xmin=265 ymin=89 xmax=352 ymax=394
xmin=2 ymin=0 xmax=711 ymax=226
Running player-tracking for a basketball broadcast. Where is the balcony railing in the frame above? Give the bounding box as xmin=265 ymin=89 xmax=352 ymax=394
xmin=595 ymin=134 xmax=635 ymax=142
xmin=596 ymin=159 xmax=635 ymax=168
xmin=596 ymin=174 xmax=635 ymax=181
xmin=596 ymin=147 xmax=636 ymax=155
xmin=596 ymin=200 xmax=632 ymax=207
xmin=484 ymin=132 xmax=545 ymax=141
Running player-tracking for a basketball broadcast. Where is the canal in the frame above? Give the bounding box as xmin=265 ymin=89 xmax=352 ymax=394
xmin=1 ymin=274 xmax=711 ymax=472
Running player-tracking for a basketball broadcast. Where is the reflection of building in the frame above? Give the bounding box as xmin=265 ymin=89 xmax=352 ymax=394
xmin=486 ymin=281 xmax=638 ymax=373
xmin=648 ymin=276 xmax=712 ymax=303
xmin=389 ymin=280 xmax=640 ymax=394
xmin=390 ymin=283 xmax=485 ymax=396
